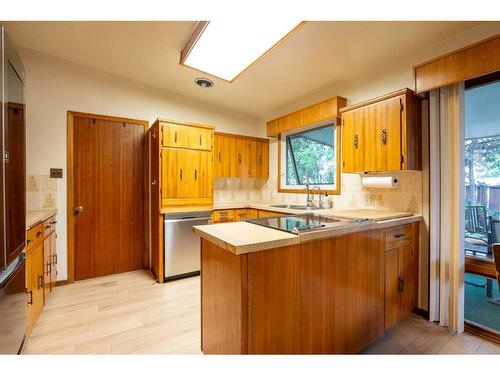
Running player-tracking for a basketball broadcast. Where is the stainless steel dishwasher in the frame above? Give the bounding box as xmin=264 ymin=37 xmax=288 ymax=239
xmin=164 ymin=211 xmax=211 ymax=281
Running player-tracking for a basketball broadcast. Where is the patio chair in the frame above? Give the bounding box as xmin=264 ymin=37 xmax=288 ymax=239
xmin=464 ymin=205 xmax=493 ymax=255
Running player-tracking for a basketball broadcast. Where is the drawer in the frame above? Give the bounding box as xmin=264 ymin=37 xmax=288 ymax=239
xmin=26 ymin=223 xmax=44 ymax=252
xmin=212 ymin=210 xmax=235 ymax=223
xmin=385 ymin=225 xmax=413 ymax=250
xmin=234 ymin=209 xmax=248 ymax=222
xmin=43 ymin=216 xmax=57 ymax=237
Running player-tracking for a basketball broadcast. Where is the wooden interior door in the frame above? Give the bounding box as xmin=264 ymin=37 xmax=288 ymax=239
xmin=73 ymin=115 xmax=145 ymax=281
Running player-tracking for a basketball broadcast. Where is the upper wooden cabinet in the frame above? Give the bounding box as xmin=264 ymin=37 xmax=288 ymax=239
xmin=161 ymin=120 xmax=213 ymax=151
xmin=340 ymin=88 xmax=422 ymax=173
xmin=266 ymin=96 xmax=347 ymax=138
xmin=214 ymin=133 xmax=269 ymax=179
xmin=153 ymin=119 xmax=215 ymax=208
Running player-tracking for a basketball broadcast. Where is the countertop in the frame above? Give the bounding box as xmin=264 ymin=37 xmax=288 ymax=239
xmin=26 ymin=209 xmax=58 ymax=230
xmin=194 ymin=211 xmax=422 ymax=255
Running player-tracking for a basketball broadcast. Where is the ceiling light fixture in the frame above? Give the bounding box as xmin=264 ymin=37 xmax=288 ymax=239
xmin=194 ymin=77 xmax=214 ymax=88
xmin=180 ymin=20 xmax=304 ymax=82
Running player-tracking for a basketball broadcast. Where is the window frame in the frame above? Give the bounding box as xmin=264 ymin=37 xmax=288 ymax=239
xmin=278 ymin=120 xmax=341 ymax=195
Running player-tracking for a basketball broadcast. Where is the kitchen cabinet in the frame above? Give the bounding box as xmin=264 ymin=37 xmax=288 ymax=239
xmin=214 ymin=133 xmax=269 ymax=179
xmin=384 ymin=224 xmax=418 ymax=330
xmin=211 ymin=208 xmax=261 ymax=223
xmin=25 ymin=214 xmax=57 ymax=334
xmin=257 ymin=210 xmax=284 ymax=218
xmin=161 ymin=121 xmax=213 ymax=150
xmin=155 ymin=119 xmax=215 ymax=208
xmin=340 ymin=88 xmax=422 ymax=173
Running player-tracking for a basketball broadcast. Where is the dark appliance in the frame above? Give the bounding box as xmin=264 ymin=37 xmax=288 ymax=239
xmin=0 ymin=26 xmax=28 ymax=354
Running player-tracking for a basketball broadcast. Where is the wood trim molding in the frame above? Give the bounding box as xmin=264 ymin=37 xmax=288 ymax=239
xmin=267 ymin=96 xmax=347 ymax=138
xmin=155 ymin=118 xmax=215 ymax=130
xmin=180 ymin=21 xmax=209 ymax=65
xmin=339 ymin=88 xmax=418 ymax=113
xmin=277 ymin=124 xmax=341 ymax=195
xmin=414 ymin=33 xmax=500 ymax=93
xmin=66 ymin=111 xmax=148 ymax=284
xmin=214 ymin=131 xmax=269 ymax=143
xmin=465 ymin=321 xmax=500 ymax=346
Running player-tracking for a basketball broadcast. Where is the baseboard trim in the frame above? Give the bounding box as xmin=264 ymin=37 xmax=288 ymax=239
xmin=55 ymin=279 xmax=70 ymax=287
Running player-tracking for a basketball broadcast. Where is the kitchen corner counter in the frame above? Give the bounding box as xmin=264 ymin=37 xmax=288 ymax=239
xmin=26 ymin=209 xmax=58 ymax=230
xmin=194 ymin=213 xmax=422 ymax=255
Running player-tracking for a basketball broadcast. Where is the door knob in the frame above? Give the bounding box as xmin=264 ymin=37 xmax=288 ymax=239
xmin=74 ymin=206 xmax=84 ymax=214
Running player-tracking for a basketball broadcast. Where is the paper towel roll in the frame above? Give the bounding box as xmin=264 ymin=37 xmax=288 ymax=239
xmin=361 ymin=176 xmax=399 ymax=189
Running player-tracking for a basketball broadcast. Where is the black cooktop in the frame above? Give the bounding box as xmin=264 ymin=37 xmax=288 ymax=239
xmin=246 ymin=215 xmax=340 ymax=235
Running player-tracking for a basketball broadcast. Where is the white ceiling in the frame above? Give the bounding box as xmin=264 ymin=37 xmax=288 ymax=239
xmin=3 ymin=21 xmax=495 ymax=119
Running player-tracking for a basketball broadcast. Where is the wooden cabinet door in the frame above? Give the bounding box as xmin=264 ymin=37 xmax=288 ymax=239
xmin=234 ymin=209 xmax=248 ymax=221
xmin=184 ymin=150 xmax=201 ymax=198
xmin=401 ymin=242 xmax=418 ymax=317
xmin=162 ymin=123 xmax=189 ymax=148
xmin=247 ymin=140 xmax=257 ymax=178
xmin=189 ymin=127 xmax=213 ymax=150
xmin=256 ymin=141 xmax=269 ymax=179
xmin=198 ymin=151 xmax=213 ymax=198
xmin=33 ymin=243 xmax=44 ymax=324
xmin=49 ymin=231 xmax=57 ymax=290
xmin=43 ymin=237 xmax=52 ymax=303
xmin=162 ymin=148 xmax=190 ymax=198
xmin=257 ymin=210 xmax=284 ymax=218
xmin=341 ymin=110 xmax=365 ymax=173
xmin=25 ymin=249 xmax=34 ymax=333
xmin=247 ymin=209 xmax=258 ymax=219
xmin=236 ymin=138 xmax=245 ymax=177
xmin=366 ymin=97 xmax=401 ymax=172
xmin=214 ymin=134 xmax=225 ymax=177
xmin=384 ymin=248 xmax=400 ymax=331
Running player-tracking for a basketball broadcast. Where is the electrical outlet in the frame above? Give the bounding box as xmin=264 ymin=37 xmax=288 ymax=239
xmin=50 ymin=168 xmax=63 ymax=178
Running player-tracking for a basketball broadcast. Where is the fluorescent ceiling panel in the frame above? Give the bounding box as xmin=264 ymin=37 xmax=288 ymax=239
xmin=181 ymin=20 xmax=302 ymax=82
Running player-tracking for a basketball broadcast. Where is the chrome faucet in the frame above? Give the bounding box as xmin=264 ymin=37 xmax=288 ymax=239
xmin=306 ymin=184 xmax=322 ymax=208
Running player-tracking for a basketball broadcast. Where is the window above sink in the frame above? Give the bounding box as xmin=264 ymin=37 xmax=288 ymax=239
xmin=279 ymin=122 xmax=341 ymax=195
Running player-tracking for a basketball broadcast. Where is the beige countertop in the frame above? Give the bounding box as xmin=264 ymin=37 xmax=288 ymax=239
xmin=26 ymin=209 xmax=58 ymax=230
xmin=194 ymin=213 xmax=422 ymax=255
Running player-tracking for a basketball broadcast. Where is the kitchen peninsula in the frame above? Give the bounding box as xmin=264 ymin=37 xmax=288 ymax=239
xmin=194 ymin=210 xmax=421 ymax=354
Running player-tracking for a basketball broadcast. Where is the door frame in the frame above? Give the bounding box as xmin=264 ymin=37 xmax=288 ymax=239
xmin=67 ymin=111 xmax=149 ymax=283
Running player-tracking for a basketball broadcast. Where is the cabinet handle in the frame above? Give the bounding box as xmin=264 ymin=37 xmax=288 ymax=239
xmin=194 ymin=169 xmax=198 ymax=181
xmin=36 ymin=231 xmax=42 ymax=238
xmin=218 ymin=152 xmax=221 ymax=162
xmin=26 ymin=239 xmax=32 ymax=245
xmin=353 ymin=134 xmax=359 ymax=149
xmin=180 ymin=169 xmax=183 ymax=180
xmin=46 ymin=262 xmax=51 ymax=275
xmin=38 ymin=275 xmax=43 ymax=289
xmin=381 ymin=128 xmax=387 ymax=145
xmin=174 ymin=131 xmax=177 ymax=143
xmin=238 ymin=154 xmax=242 ymax=163
xmin=45 ymin=225 xmax=51 ymax=230
xmin=199 ymin=135 xmax=202 ymax=146
xmin=394 ymin=233 xmax=405 ymax=239
xmin=51 ymin=221 xmax=58 ymax=225
xmin=398 ymin=277 xmax=404 ymax=293
xmin=27 ymin=290 xmax=33 ymax=305
xmin=53 ymin=254 xmax=58 ymax=265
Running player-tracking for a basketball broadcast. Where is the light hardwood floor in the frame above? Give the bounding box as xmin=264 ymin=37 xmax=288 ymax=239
xmin=25 ymin=270 xmax=500 ymax=355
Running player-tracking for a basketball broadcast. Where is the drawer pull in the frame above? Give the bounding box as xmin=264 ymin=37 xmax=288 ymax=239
xmin=36 ymin=231 xmax=42 ymax=238
xmin=27 ymin=290 xmax=33 ymax=305
xmin=353 ymin=134 xmax=359 ymax=149
xmin=394 ymin=233 xmax=405 ymax=239
xmin=381 ymin=128 xmax=387 ymax=145
xmin=26 ymin=239 xmax=32 ymax=245
xmin=38 ymin=275 xmax=43 ymax=289
xmin=51 ymin=221 xmax=58 ymax=224
xmin=53 ymin=254 xmax=58 ymax=265
xmin=398 ymin=277 xmax=404 ymax=293
xmin=174 ymin=131 xmax=178 ymax=143
xmin=45 ymin=225 xmax=51 ymax=230
xmin=199 ymin=135 xmax=202 ymax=145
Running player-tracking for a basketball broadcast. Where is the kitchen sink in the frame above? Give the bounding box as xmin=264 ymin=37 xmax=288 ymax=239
xmin=269 ymin=204 xmax=320 ymax=210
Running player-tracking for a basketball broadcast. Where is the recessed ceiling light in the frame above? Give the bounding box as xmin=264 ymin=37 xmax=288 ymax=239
xmin=194 ymin=77 xmax=214 ymax=88
xmin=181 ymin=20 xmax=303 ymax=82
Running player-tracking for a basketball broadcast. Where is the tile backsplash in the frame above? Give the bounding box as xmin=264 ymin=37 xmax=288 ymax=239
xmin=26 ymin=174 xmax=58 ymax=210
xmin=214 ymin=171 xmax=422 ymax=214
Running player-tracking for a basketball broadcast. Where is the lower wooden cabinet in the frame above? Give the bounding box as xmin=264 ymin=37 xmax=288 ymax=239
xmin=211 ymin=208 xmax=261 ymax=223
xmin=25 ymin=214 xmax=57 ymax=334
xmin=257 ymin=210 xmax=284 ymax=218
xmin=384 ymin=223 xmax=419 ymax=330
xmin=26 ymin=241 xmax=44 ymax=335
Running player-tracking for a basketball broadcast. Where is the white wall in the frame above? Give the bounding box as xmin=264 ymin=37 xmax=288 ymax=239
xmin=20 ymin=47 xmax=262 ymax=281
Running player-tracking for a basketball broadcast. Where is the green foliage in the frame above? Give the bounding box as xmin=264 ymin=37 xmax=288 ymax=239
xmin=286 ymin=137 xmax=335 ymax=185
